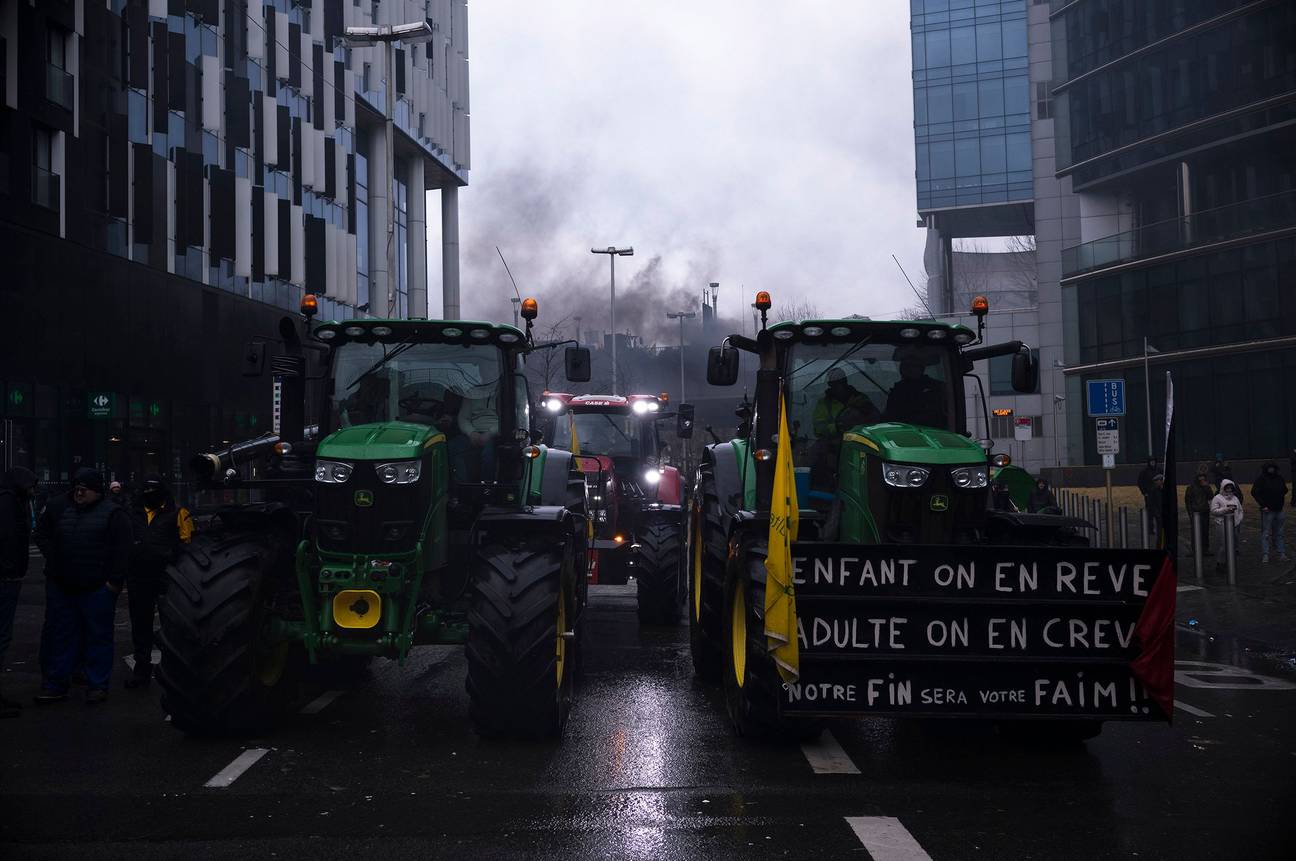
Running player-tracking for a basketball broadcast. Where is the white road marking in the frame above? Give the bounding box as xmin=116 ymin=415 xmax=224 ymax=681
xmin=1176 ymin=584 xmax=1203 ymax=593
xmin=1174 ymin=660 xmax=1296 ymax=691
xmin=1174 ymin=700 xmax=1214 ymax=718
xmin=801 ymin=730 xmax=860 ymax=774
xmin=300 ymin=690 xmax=345 ymax=715
xmin=846 ymin=816 xmax=932 ymax=861
xmin=203 ymin=748 xmax=270 ymax=789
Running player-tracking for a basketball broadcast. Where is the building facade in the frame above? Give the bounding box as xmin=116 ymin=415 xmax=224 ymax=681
xmin=1050 ymin=0 xmax=1296 ymax=465
xmin=0 ymin=0 xmax=469 ymax=487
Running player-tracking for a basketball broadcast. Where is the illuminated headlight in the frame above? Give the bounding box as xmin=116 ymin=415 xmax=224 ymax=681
xmin=315 ymin=460 xmax=354 ymax=484
xmin=882 ymin=462 xmax=930 ymax=488
xmin=544 ymin=398 xmax=564 ymax=412
xmin=950 ymin=465 xmax=988 ymax=489
xmin=376 ymin=460 xmax=421 ymax=484
xmin=648 ymin=401 xmax=660 ymax=412
xmin=643 ymin=468 xmax=662 ymax=485
xmin=632 ymin=400 xmax=651 ymax=415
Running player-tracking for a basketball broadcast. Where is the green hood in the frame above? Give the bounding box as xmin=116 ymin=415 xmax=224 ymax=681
xmin=317 ymin=422 xmax=443 ymax=461
xmin=845 ymin=422 xmax=984 ymax=466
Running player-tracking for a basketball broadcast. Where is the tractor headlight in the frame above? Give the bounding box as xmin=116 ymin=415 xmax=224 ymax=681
xmin=882 ymin=462 xmax=930 ymax=488
xmin=643 ymin=468 xmax=662 ymax=485
xmin=376 ymin=460 xmax=422 ymax=485
xmin=950 ymin=465 xmax=988 ymax=489
xmin=315 ymin=460 xmax=353 ymax=484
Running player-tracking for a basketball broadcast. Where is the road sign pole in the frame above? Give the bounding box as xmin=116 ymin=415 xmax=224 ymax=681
xmin=1105 ymin=467 xmax=1113 ymax=548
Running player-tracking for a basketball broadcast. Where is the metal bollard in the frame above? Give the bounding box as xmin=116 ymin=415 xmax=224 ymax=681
xmin=1097 ymin=501 xmax=1106 ymax=546
xmin=1224 ymin=514 xmax=1237 ymax=586
xmin=1192 ymin=512 xmax=1204 ymax=585
xmin=1119 ymin=507 xmax=1129 ymax=548
xmin=1140 ymin=508 xmax=1150 ymax=549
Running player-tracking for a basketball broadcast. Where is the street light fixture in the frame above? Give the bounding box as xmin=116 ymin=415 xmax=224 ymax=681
xmin=590 ymin=245 xmax=633 ymax=394
xmin=666 ymin=310 xmax=698 ymax=402
xmin=343 ymin=21 xmax=434 ymax=319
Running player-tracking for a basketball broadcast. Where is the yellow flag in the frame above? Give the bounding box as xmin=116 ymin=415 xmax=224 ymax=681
xmin=764 ymin=392 xmax=800 ymax=684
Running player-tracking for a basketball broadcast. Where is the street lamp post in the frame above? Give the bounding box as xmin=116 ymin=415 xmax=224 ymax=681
xmin=591 ymin=246 xmax=633 ymax=393
xmin=343 ymin=22 xmax=434 ymax=319
xmin=666 ymin=310 xmax=697 ymax=401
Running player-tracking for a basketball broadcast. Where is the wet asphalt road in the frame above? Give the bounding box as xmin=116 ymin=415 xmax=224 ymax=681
xmin=2 ymin=568 xmax=1295 ymax=860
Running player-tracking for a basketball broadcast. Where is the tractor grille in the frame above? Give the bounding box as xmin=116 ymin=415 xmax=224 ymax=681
xmin=314 ymin=463 xmax=430 ymax=555
xmin=868 ymin=460 xmax=985 ymax=545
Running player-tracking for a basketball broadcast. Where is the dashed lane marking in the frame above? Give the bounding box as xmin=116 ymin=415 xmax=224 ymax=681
xmin=300 ymin=690 xmax=345 ymax=715
xmin=801 ymin=730 xmax=860 ymax=774
xmin=1174 ymin=700 xmax=1214 ymax=718
xmin=845 ymin=816 xmax=932 ymax=861
xmin=203 ymin=748 xmax=270 ymax=789
xmin=1177 ymin=584 xmax=1203 ymax=593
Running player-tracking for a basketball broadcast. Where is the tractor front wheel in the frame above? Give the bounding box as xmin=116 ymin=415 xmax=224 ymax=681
xmin=635 ymin=521 xmax=683 ymax=625
xmin=157 ymin=532 xmax=302 ymax=735
xmin=466 ymin=541 xmax=577 ymax=738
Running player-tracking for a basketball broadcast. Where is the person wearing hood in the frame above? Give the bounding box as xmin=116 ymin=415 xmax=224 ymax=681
xmin=0 ymin=466 xmax=38 ymax=718
xmin=108 ymin=481 xmax=127 ymax=507
xmin=1209 ymin=455 xmax=1233 ymax=489
xmin=1027 ymin=478 xmax=1057 ymax=514
xmin=1250 ymin=462 xmax=1289 ymax=564
xmin=1210 ymin=479 xmax=1244 ymax=572
xmin=35 ymin=468 xmax=133 ymax=705
xmin=124 ymin=473 xmax=192 ymax=689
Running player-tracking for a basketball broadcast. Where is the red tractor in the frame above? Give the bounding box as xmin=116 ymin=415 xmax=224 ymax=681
xmin=538 ymin=392 xmax=691 ymax=624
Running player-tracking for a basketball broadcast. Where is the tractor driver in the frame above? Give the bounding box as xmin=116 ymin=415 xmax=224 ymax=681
xmin=449 ymin=386 xmax=500 ymax=481
xmin=884 ymin=349 xmax=947 ymax=430
xmin=340 ymin=374 xmax=391 ymax=426
xmin=812 ymin=368 xmax=879 ymax=439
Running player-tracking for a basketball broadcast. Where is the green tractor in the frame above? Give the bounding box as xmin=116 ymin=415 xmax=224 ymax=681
xmin=689 ymin=293 xmax=1172 ymax=741
xmin=157 ymin=297 xmax=593 ymax=738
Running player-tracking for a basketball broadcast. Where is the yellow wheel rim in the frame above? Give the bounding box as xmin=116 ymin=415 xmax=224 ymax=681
xmin=556 ymin=585 xmax=567 ymax=688
xmin=731 ymin=580 xmax=746 ymax=688
xmin=691 ymin=509 xmax=703 ymax=621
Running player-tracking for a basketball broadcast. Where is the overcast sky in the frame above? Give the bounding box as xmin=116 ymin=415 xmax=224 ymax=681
xmin=444 ymin=1 xmax=925 ymax=336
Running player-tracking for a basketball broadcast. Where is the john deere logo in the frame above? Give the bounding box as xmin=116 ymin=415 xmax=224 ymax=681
xmin=354 ymin=490 xmax=374 ymax=507
xmin=929 ymin=494 xmax=950 ymax=512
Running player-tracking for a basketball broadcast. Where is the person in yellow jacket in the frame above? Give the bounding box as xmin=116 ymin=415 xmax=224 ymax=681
xmin=124 ymin=474 xmax=192 ymax=689
xmin=812 ymin=368 xmax=878 ymax=439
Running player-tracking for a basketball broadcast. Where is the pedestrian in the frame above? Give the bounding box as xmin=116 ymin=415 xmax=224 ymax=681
xmin=1184 ymin=472 xmax=1214 ymax=555
xmin=108 ymin=481 xmax=127 ymax=507
xmin=1027 ymin=478 xmax=1057 ymax=514
xmin=34 ymin=468 xmax=133 ymax=705
xmin=124 ymin=473 xmax=192 ymax=689
xmin=1209 ymin=454 xmax=1233 ymax=489
xmin=1137 ymin=458 xmax=1158 ymax=531
xmin=33 ymin=479 xmax=76 ymax=678
xmin=1209 ymin=479 xmax=1244 ymax=573
xmin=991 ymin=479 xmax=1013 ymax=512
xmin=1250 ymin=462 xmax=1289 ymax=564
xmin=0 ymin=466 xmax=38 ymax=718
xmin=1147 ymin=474 xmax=1165 ymax=538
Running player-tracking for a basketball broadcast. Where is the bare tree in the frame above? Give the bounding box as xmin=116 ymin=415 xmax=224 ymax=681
xmin=770 ymin=299 xmax=821 ymax=322
xmin=1003 ymin=234 xmax=1038 ymax=294
xmin=526 ymin=315 xmax=572 ymax=393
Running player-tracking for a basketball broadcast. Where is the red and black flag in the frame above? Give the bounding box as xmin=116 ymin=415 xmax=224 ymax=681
xmin=1132 ymin=370 xmax=1177 ymax=719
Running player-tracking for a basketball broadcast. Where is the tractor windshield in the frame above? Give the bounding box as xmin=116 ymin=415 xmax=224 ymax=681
xmin=786 ymin=339 xmax=955 ymax=465
xmin=328 ymin=341 xmax=504 ymax=439
xmin=553 ymin=412 xmax=644 ymax=458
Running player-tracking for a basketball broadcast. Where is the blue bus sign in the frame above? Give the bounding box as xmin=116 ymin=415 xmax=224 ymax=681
xmin=1086 ymin=379 xmax=1126 ymax=417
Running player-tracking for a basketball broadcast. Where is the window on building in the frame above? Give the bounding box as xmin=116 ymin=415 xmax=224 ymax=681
xmin=45 ymin=26 xmax=72 ymax=109
xmin=393 ymin=166 xmax=408 ymax=317
xmin=1035 ymin=81 xmax=1053 ymax=120
xmin=989 ymin=349 xmax=1040 ymax=395
xmin=361 ymin=62 xmax=371 ymax=94
xmin=31 ymin=125 xmax=58 ymax=211
xmin=354 ymin=144 xmax=370 ymax=311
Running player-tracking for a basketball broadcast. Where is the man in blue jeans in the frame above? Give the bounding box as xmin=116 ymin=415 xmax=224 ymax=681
xmin=0 ymin=466 xmax=38 ymax=718
xmin=1251 ymin=461 xmax=1290 ymax=564
xmin=35 ymin=468 xmax=133 ymax=705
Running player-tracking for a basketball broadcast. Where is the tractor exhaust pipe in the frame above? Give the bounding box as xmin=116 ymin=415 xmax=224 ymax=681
xmin=191 ymin=433 xmax=281 ymax=482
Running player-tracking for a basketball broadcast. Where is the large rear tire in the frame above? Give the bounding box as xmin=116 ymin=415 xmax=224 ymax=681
xmin=157 ymin=532 xmax=302 ymax=736
xmin=688 ymin=465 xmax=726 ymax=681
xmin=636 ymin=521 xmax=683 ymax=625
xmin=722 ymin=536 xmax=822 ymax=743
xmin=466 ymin=541 xmax=577 ymax=738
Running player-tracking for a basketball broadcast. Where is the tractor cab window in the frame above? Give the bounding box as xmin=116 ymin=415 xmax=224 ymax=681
xmin=786 ymin=340 xmax=953 ymax=468
xmin=330 ymin=341 xmax=504 ymax=480
xmin=558 ymin=412 xmax=641 ymax=458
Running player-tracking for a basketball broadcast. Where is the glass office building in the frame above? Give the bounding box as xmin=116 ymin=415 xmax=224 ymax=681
xmin=1052 ymin=0 xmax=1296 ymax=464
xmin=912 ymin=0 xmax=1033 ymax=213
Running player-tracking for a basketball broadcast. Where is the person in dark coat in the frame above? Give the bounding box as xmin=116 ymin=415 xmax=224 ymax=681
xmin=0 ymin=467 xmax=38 ymax=718
xmin=1137 ymin=457 xmax=1157 ymax=504
xmin=1146 ymin=474 xmax=1165 ymax=538
xmin=124 ymin=473 xmax=192 ymax=688
xmin=991 ymin=479 xmax=1014 ymax=512
xmin=1209 ymin=455 xmax=1233 ymax=489
xmin=33 ymin=481 xmax=76 ymax=677
xmin=1251 ymin=461 xmax=1289 ymax=564
xmin=1184 ymin=472 xmax=1215 ymax=555
xmin=34 ymin=468 xmax=133 ymax=705
xmin=1027 ymin=478 xmax=1057 ymax=514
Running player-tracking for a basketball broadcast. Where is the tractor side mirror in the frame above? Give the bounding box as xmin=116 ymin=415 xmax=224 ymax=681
xmin=676 ymin=403 xmax=695 ymax=439
xmin=565 ymin=346 xmax=591 ymax=382
xmin=706 ymin=345 xmax=740 ymax=386
xmin=1011 ymin=349 xmax=1038 ymax=393
xmin=242 ymin=341 xmax=266 ymax=377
